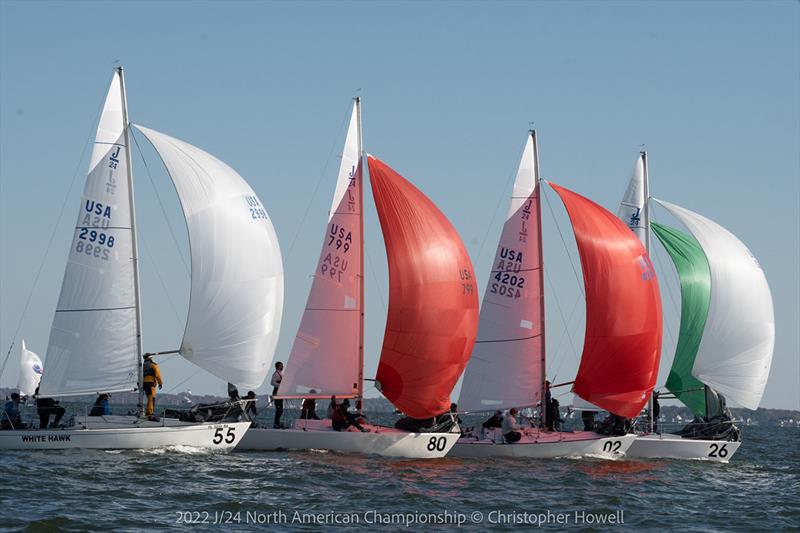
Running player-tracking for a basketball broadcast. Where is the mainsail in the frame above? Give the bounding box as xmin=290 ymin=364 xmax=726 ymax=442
xmin=278 ymin=102 xmax=363 ymax=398
xmin=40 ymin=71 xmax=140 ymax=397
xmin=654 ymin=200 xmax=774 ymax=409
xmin=651 ymin=222 xmax=710 ymax=417
xmin=368 ymin=156 xmax=479 ymax=419
xmin=458 ymin=133 xmax=545 ymax=412
xmin=136 ymin=126 xmax=284 ymax=390
xmin=551 ymin=183 xmax=662 ymax=418
xmin=18 ymin=340 xmax=43 ymax=397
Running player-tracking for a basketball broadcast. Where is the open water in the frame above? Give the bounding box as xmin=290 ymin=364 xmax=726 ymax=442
xmin=0 ymin=406 xmax=797 ymax=532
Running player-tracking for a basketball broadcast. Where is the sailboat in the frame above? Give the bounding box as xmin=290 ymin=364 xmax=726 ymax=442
xmin=0 ymin=67 xmax=283 ymax=450
xmin=237 ymin=99 xmax=479 ymax=458
xmin=17 ymin=341 xmax=43 ymax=398
xmin=450 ymin=131 xmax=663 ymax=459
xmin=622 ymin=152 xmax=774 ymax=462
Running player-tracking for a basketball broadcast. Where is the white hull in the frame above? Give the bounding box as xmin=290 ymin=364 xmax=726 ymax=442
xmin=237 ymin=419 xmax=459 ymax=458
xmin=0 ymin=415 xmax=250 ymax=450
xmin=627 ymin=433 xmax=741 ymax=462
xmin=449 ymin=429 xmax=635 ymax=459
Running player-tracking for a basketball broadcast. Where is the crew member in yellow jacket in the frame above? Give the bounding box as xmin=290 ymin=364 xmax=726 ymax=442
xmin=142 ymin=354 xmax=163 ymax=418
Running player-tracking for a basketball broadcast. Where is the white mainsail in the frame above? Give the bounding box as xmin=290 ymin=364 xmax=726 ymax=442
xmin=40 ymin=71 xmax=140 ymax=397
xmin=617 ymin=153 xmax=647 ymax=245
xmin=135 ymin=125 xmax=284 ymax=390
xmin=654 ymin=199 xmax=775 ymax=409
xmin=277 ymin=102 xmax=363 ymax=398
xmin=458 ymin=133 xmax=544 ymax=412
xmin=17 ymin=340 xmax=43 ymax=397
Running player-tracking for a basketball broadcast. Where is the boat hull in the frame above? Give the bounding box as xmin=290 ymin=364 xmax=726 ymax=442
xmin=0 ymin=416 xmax=250 ymax=450
xmin=237 ymin=419 xmax=459 ymax=458
xmin=627 ymin=433 xmax=741 ymax=462
xmin=449 ymin=430 xmax=635 ymax=459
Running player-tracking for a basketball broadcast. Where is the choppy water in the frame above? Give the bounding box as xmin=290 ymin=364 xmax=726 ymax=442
xmin=1 ymin=407 xmax=798 ymax=532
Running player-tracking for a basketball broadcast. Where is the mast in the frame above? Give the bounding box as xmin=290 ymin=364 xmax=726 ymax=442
xmin=532 ymin=129 xmax=547 ymax=428
xmin=356 ymin=96 xmax=365 ymax=411
xmin=642 ymin=150 xmax=654 ymax=433
xmin=117 ymin=66 xmax=145 ymax=413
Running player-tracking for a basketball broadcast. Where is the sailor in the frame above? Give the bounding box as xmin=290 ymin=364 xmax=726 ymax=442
xmin=243 ymin=391 xmax=257 ymax=419
xmin=142 ymin=354 xmax=163 ymax=419
xmin=482 ymin=410 xmax=503 ymax=429
xmin=331 ymin=398 xmax=367 ymax=432
xmin=270 ymin=361 xmax=284 ymax=429
xmin=89 ymin=393 xmax=112 ymax=416
xmin=652 ymin=391 xmax=661 ymax=433
xmin=35 ymin=386 xmax=65 ymax=428
xmin=300 ymin=389 xmax=319 ymax=420
xmin=2 ymin=392 xmax=22 ymax=430
xmin=544 ymin=380 xmax=555 ymax=430
xmin=502 ymin=407 xmax=522 ymax=443
xmin=326 ymin=396 xmax=337 ymax=419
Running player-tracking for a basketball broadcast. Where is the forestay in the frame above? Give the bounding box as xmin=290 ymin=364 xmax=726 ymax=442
xmin=654 ymin=199 xmax=774 ymax=409
xmin=40 ymin=71 xmax=140 ymax=397
xmin=458 ymin=134 xmax=544 ymax=412
xmin=136 ymin=125 xmax=284 ymax=390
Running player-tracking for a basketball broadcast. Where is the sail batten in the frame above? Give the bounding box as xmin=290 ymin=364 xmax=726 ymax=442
xmin=654 ymin=199 xmax=774 ymax=409
xmin=135 ymin=125 xmax=283 ymax=390
xmin=458 ymin=134 xmax=545 ymax=413
xmin=369 ymin=155 xmax=479 ymax=419
xmin=551 ymin=182 xmax=662 ymax=418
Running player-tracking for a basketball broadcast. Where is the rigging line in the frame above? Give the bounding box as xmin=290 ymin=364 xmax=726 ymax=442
xmin=1 ymin=89 xmax=106 ymax=382
xmin=164 ymin=367 xmax=203 ymax=395
xmin=547 ymin=278 xmax=583 ymax=379
xmin=139 ymin=237 xmax=184 ymax=328
xmin=473 ymin=135 xmax=529 ymax=266
xmin=282 ymin=103 xmax=351 ymax=265
xmin=541 ymin=185 xmax=585 ymax=297
xmin=129 ymin=128 xmax=189 ymax=275
xmin=364 ymin=243 xmax=387 ymax=314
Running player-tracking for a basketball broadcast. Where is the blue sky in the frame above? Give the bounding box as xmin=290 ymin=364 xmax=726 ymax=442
xmin=1 ymin=1 xmax=798 ymax=409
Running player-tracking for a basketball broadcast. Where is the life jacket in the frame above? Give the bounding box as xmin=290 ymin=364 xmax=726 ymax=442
xmin=143 ymin=360 xmax=157 ymax=379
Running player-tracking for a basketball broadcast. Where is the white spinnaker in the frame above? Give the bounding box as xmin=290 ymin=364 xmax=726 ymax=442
xmin=18 ymin=340 xmax=43 ymax=397
xmin=458 ymin=134 xmax=544 ymax=412
xmin=278 ymin=103 xmax=362 ymax=398
xmin=135 ymin=125 xmax=284 ymax=390
xmin=617 ymin=154 xmax=646 ymax=245
xmin=654 ymin=199 xmax=774 ymax=409
xmin=40 ymin=71 xmax=139 ymax=397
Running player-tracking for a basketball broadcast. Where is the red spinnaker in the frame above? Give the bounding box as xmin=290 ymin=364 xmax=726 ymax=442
xmin=550 ymin=183 xmax=662 ymax=418
xmin=368 ymin=156 xmax=479 ymax=419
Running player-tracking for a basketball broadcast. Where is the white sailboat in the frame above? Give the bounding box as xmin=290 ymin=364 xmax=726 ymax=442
xmin=237 ymin=98 xmax=479 ymax=458
xmin=622 ymin=153 xmax=774 ymax=462
xmin=450 ymin=131 xmax=664 ymax=459
xmin=0 ymin=67 xmax=283 ymax=450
